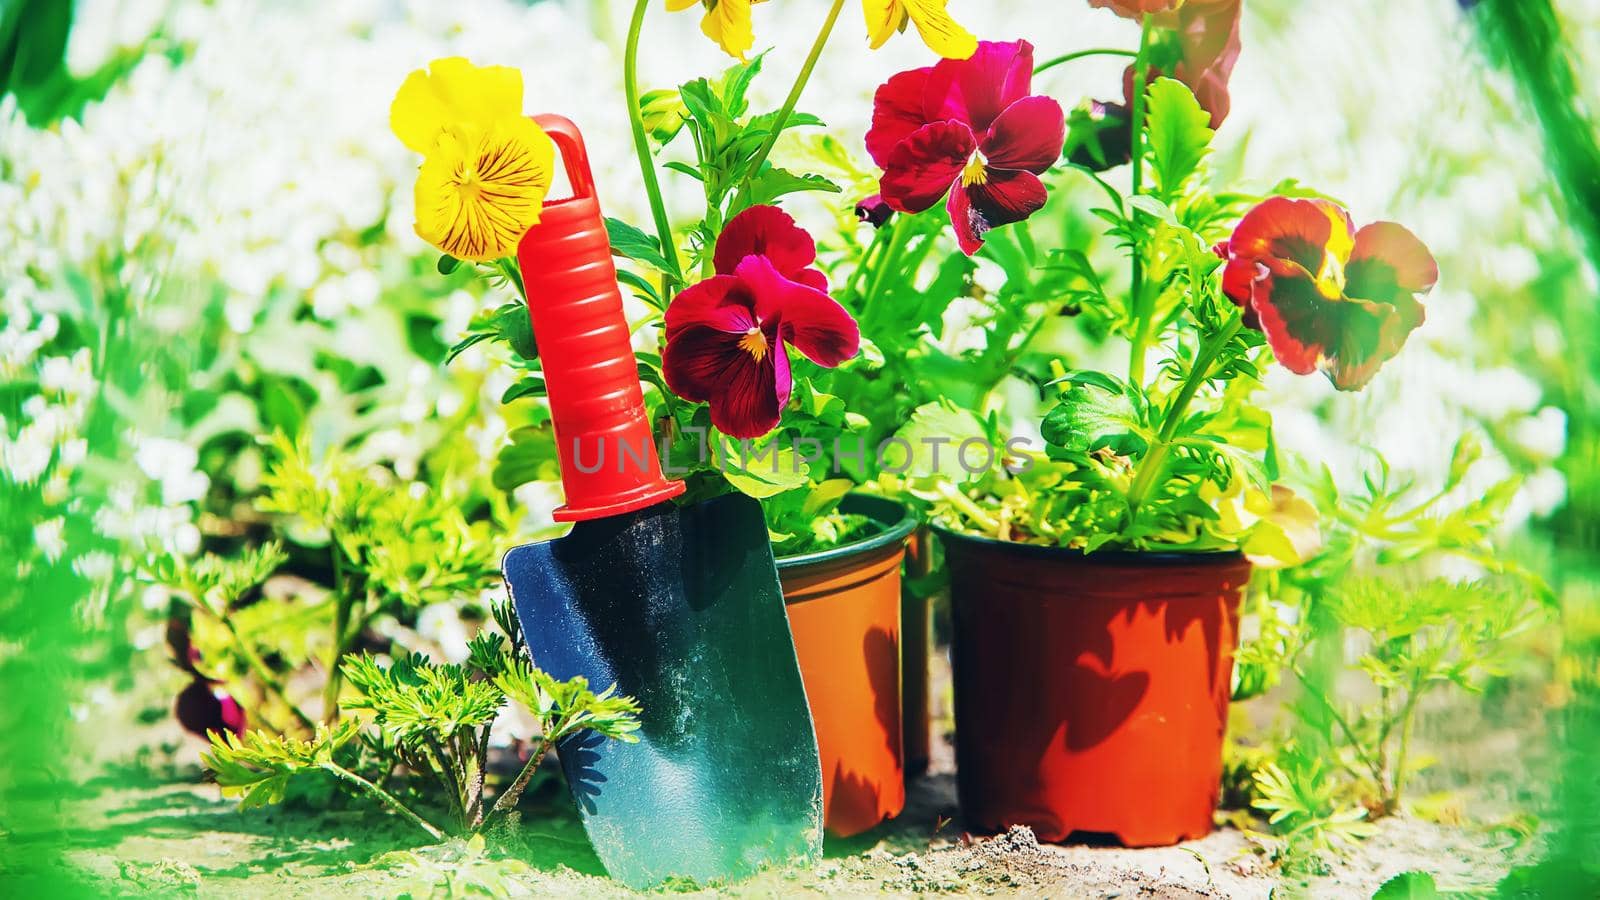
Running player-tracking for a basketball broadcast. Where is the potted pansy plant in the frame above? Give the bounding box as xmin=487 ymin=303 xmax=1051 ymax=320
xmin=869 ymin=4 xmax=1438 ymax=847
xmin=394 ymin=2 xmax=982 ymax=839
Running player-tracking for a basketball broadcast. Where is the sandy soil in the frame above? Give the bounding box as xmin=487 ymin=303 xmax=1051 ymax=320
xmin=13 ymin=644 xmax=1543 ymax=898
xmin=39 ymin=724 xmax=1530 ymax=898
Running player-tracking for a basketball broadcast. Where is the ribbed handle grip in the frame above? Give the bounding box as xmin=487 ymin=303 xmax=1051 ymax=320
xmin=517 ymin=115 xmax=683 ymax=522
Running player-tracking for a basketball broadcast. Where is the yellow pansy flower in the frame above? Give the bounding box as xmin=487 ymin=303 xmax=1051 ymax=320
xmin=668 ymin=0 xmax=974 ymax=61
xmin=390 ymin=58 xmax=555 ymax=262
xmin=666 ymin=0 xmax=765 ymax=60
xmin=863 ymin=0 xmax=976 ymax=59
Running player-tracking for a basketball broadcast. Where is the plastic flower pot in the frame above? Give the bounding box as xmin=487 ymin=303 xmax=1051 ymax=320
xmin=900 ymin=526 xmax=934 ymax=778
xmin=936 ymin=526 xmax=1249 ymax=847
xmin=778 ymin=494 xmax=918 ymax=837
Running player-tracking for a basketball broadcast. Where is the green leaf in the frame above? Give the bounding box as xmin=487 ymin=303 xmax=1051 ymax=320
xmin=1041 ymin=388 xmax=1147 ymax=457
xmin=605 ymin=217 xmax=675 ymax=274
xmin=446 ymin=302 xmax=538 ymax=364
xmin=1128 ymin=193 xmax=1180 ymax=225
xmin=1144 ymin=77 xmax=1214 ymax=200
xmin=616 ymin=269 xmax=663 ymax=310
xmin=1372 ymin=871 xmax=1439 ymax=900
xmin=882 ymin=400 xmax=989 ymax=486
xmin=436 ymin=254 xmax=462 ymax=275
xmin=500 ymin=375 xmax=546 ymax=404
xmin=745 ymin=166 xmax=841 ymax=207
xmin=717 ymin=433 xmax=811 ymax=499
xmin=492 ymin=426 xmax=559 ymax=493
xmin=201 ymin=722 xmax=358 ymax=811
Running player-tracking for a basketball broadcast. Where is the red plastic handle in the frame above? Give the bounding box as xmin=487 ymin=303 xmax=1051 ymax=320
xmin=518 ymin=115 xmax=684 ymax=522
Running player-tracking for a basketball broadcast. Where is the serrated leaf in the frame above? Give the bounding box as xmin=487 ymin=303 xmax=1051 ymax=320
xmin=746 ymin=167 xmax=841 ymax=207
xmin=605 ymin=217 xmax=675 ymax=274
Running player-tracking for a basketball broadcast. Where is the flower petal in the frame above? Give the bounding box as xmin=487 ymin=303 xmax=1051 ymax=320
xmin=946 ymin=168 xmax=1048 ymax=256
xmin=923 ymin=40 xmax=1035 ymax=133
xmin=713 ymin=204 xmax=818 ymax=278
xmin=1346 ymin=221 xmax=1439 ymax=305
xmin=982 ymin=95 xmax=1066 ymax=173
xmin=663 ymin=274 xmax=757 ymax=340
xmin=1228 ymin=196 xmax=1355 ymax=279
xmin=856 ymin=193 xmax=896 ymax=228
xmin=866 ymin=67 xmax=934 ymax=169
xmin=1251 ymin=259 xmax=1412 ymax=390
xmin=662 ymin=323 xmax=750 ymax=403
xmin=733 ymin=256 xmax=860 ymax=367
xmin=413 ymin=118 xmax=554 ymax=262
xmin=1168 ymin=0 xmax=1241 ymax=127
xmin=901 ymin=0 xmax=978 ymax=59
xmin=699 ymin=0 xmax=757 ymax=59
xmin=391 ymin=57 xmax=524 ymax=155
xmin=1087 ymin=0 xmax=1181 ymax=18
xmin=709 ymin=345 xmax=783 ymax=439
xmin=879 ymin=121 xmax=975 ymax=213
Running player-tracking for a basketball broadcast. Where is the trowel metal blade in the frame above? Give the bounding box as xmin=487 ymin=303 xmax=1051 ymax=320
xmin=502 ymin=492 xmax=822 ymax=889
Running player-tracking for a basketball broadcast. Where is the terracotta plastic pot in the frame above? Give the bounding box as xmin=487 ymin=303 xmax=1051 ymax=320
xmin=900 ymin=527 xmax=934 ymax=778
xmin=779 ymin=495 xmax=917 ymax=837
xmin=938 ymin=527 xmax=1249 ymax=847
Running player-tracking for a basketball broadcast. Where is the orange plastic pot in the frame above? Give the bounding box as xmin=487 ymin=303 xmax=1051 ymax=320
xmin=938 ymin=527 xmax=1249 ymax=847
xmin=779 ymin=495 xmax=917 ymax=837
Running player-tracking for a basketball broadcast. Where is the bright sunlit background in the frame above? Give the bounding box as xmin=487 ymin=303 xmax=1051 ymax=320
xmin=5 ymin=0 xmax=1600 ymax=895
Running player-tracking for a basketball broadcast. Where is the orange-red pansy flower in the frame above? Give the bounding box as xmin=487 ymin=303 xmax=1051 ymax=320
xmin=1215 ymin=197 xmax=1438 ymax=391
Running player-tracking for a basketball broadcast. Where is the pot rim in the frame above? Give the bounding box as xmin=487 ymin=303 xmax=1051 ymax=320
xmin=775 ymin=493 xmax=918 ymax=571
xmin=930 ymin=521 xmax=1245 ymax=566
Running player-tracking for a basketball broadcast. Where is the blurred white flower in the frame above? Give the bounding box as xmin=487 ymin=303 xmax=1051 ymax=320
xmin=134 ymin=436 xmax=210 ymax=505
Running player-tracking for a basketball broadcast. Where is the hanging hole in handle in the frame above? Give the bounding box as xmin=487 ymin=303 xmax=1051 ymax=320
xmin=533 ymin=113 xmax=595 ymax=205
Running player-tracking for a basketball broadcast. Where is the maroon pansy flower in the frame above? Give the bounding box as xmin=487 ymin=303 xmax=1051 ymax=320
xmin=662 ymin=205 xmax=860 ymax=439
xmin=865 ymin=39 xmax=1066 ymax=255
xmin=855 ymin=193 xmax=895 ymax=228
xmin=1215 ymin=196 xmax=1438 ymax=390
xmin=176 ymin=678 xmax=247 ymax=738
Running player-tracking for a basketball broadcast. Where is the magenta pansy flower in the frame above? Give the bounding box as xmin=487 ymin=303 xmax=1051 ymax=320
xmin=662 ymin=205 xmax=860 ymax=439
xmin=865 ymin=39 xmax=1066 ymax=255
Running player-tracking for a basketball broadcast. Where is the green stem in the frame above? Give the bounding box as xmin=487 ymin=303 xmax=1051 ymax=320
xmin=1126 ymin=16 xmax=1154 ymax=387
xmin=624 ymin=0 xmax=682 ymax=293
xmin=1292 ymin=666 xmax=1386 ymax=788
xmin=478 ymin=735 xmax=556 ymax=833
xmin=860 ymin=214 xmax=912 ymax=323
xmin=1124 ymin=315 xmax=1242 ymax=514
xmin=1033 ymin=47 xmax=1139 ymax=74
xmin=322 ymin=547 xmax=353 ymax=724
xmin=1388 ymin=669 xmax=1427 ymax=811
xmin=844 ymin=222 xmax=891 ymax=304
xmin=321 ymin=763 xmax=445 ymax=841
xmin=736 ymin=0 xmax=848 ymax=200
xmin=937 ymin=482 xmax=1000 ymax=535
xmin=217 ymin=616 xmax=316 ymax=733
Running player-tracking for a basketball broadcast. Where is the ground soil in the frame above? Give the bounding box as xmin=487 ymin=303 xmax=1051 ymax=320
xmin=23 ymin=643 xmax=1543 ymax=899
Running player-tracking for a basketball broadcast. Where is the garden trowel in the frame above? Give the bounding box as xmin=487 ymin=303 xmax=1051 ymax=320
xmin=499 ymin=115 xmax=822 ymax=889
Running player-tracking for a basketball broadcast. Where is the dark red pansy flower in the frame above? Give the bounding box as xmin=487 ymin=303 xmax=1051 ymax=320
xmin=1215 ymin=196 xmax=1438 ymax=390
xmin=865 ymin=40 xmax=1066 ymax=255
xmin=662 ymin=205 xmax=860 ymax=439
xmin=855 ymin=193 xmax=895 ymax=228
xmin=176 ymin=678 xmax=246 ymax=738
